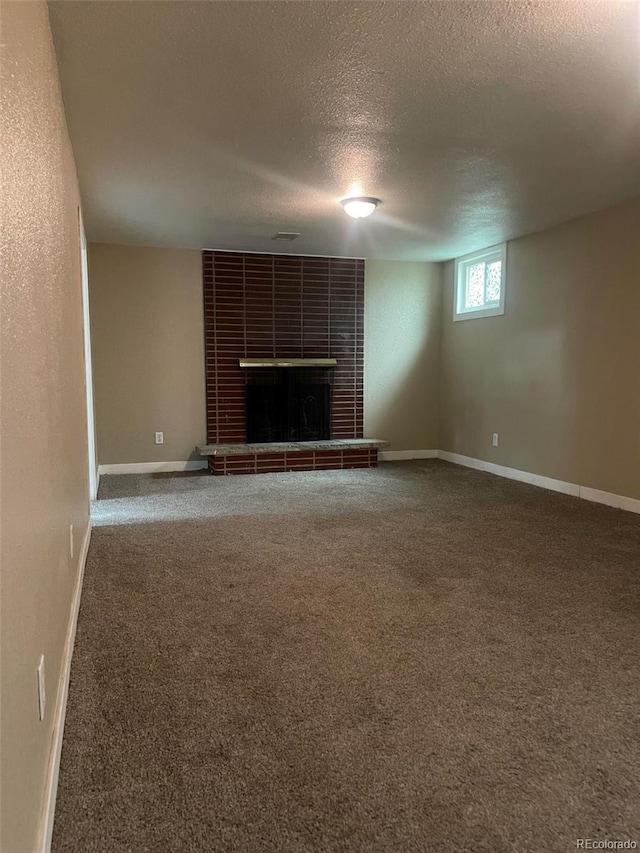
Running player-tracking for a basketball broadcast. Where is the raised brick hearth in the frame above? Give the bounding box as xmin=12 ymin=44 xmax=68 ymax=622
xmin=209 ymin=448 xmax=378 ymax=476
xmin=197 ymin=439 xmax=389 ymax=476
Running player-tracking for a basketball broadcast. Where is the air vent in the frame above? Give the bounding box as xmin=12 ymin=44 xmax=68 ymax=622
xmin=272 ymin=232 xmax=300 ymax=241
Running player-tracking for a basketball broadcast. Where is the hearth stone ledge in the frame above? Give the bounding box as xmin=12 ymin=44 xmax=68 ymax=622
xmin=197 ymin=439 xmax=389 ymax=457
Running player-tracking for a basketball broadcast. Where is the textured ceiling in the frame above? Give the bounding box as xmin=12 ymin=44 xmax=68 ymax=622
xmin=48 ymin=0 xmax=640 ymax=261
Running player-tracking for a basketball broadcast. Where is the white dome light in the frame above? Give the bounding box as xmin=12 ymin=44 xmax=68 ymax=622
xmin=340 ymin=196 xmax=380 ymax=219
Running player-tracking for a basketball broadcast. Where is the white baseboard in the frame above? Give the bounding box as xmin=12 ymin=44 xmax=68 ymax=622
xmin=379 ymin=449 xmax=438 ymax=461
xmin=38 ymin=522 xmax=91 ymax=853
xmin=97 ymin=460 xmax=208 ymax=475
xmin=437 ymin=450 xmax=640 ymax=514
xmin=579 ymin=486 xmax=640 ymax=515
xmin=437 ymin=450 xmax=580 ymax=497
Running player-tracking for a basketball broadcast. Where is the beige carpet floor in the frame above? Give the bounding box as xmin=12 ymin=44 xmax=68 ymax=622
xmin=52 ymin=461 xmax=640 ymax=852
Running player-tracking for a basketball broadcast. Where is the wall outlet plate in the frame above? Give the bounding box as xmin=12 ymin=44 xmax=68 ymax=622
xmin=492 ymin=433 xmax=499 ymax=447
xmin=37 ymin=655 xmax=46 ymax=721
xmin=155 ymin=432 xmax=164 ymax=445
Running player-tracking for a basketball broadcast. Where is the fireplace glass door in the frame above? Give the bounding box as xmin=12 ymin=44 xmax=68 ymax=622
xmin=246 ymin=368 xmax=332 ymax=443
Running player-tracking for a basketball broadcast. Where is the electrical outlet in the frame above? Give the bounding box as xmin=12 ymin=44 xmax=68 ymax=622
xmin=37 ymin=655 xmax=46 ymax=721
xmin=492 ymin=433 xmax=499 ymax=447
xmin=155 ymin=432 xmax=164 ymax=445
xmin=69 ymin=524 xmax=74 ymax=559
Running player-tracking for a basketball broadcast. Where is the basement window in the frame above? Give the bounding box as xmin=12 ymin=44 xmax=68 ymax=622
xmin=454 ymin=243 xmax=506 ymax=321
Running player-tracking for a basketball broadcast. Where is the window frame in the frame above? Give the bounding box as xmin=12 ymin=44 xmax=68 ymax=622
xmin=453 ymin=243 xmax=507 ymax=321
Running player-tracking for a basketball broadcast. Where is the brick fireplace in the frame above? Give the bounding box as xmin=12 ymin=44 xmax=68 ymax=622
xmin=199 ymin=250 xmax=386 ymax=474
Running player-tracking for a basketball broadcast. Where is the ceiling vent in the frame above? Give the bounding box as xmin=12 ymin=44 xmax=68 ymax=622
xmin=272 ymin=231 xmax=300 ymax=241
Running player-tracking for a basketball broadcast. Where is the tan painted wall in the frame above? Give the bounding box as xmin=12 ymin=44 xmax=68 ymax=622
xmin=89 ymin=243 xmax=206 ymax=464
xmin=440 ymin=198 xmax=640 ymax=500
xmin=0 ymin=3 xmax=90 ymax=851
xmin=89 ymin=251 xmax=441 ymax=461
xmin=364 ymin=260 xmax=441 ymax=450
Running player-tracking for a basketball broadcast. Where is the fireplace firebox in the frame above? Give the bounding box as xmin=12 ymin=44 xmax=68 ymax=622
xmin=246 ymin=366 xmax=333 ymax=443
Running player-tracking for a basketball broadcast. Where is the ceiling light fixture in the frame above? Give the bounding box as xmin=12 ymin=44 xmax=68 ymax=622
xmin=340 ymin=196 xmax=380 ymax=219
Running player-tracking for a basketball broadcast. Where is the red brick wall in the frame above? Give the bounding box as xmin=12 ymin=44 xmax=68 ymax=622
xmin=203 ymin=251 xmax=364 ymax=444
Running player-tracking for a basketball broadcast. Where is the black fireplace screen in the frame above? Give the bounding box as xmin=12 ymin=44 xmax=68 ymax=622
xmin=246 ymin=367 xmax=333 ymax=443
